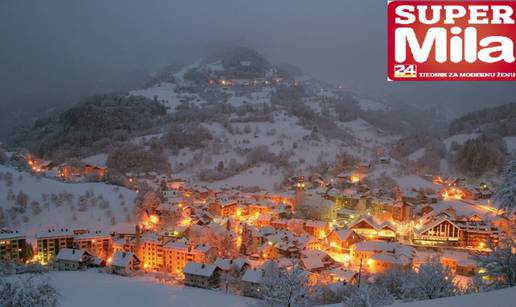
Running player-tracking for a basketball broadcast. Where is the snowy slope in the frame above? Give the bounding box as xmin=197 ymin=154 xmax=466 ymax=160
xmin=16 ymin=271 xmax=254 ymax=307
xmin=388 ymin=287 xmax=516 ymax=307
xmin=320 ymin=287 xmax=516 ymax=307
xmin=0 ymin=165 xmax=136 ymax=240
xmin=124 ymin=58 xmax=418 ymax=191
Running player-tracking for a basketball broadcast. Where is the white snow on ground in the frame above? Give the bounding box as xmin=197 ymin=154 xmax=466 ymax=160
xmin=0 ymin=165 xmax=136 ymax=241
xmin=388 ymin=286 xmax=516 ymax=307
xmin=225 ymin=88 xmax=273 ymax=107
xmin=358 ymin=98 xmax=389 ymax=112
xmin=130 ymin=83 xmax=193 ymax=113
xmin=504 ymin=136 xmax=516 ymax=154
xmin=26 ymin=271 xmax=255 ymax=307
xmin=319 ymin=287 xmax=516 ymax=307
xmin=82 ymin=153 xmax=108 ymax=167
xmin=444 ymin=133 xmax=479 ymax=151
xmin=339 ymin=118 xmax=397 ymax=146
xmin=199 ymin=164 xmax=281 ymax=191
xmin=168 ymin=111 xmax=360 ymax=190
xmin=407 ymin=148 xmax=425 ymax=161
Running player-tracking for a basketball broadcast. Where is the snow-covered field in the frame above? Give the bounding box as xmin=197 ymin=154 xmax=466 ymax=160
xmin=46 ymin=271 xmax=254 ymax=307
xmin=0 ymin=165 xmax=137 ymax=241
xmin=388 ymin=286 xmax=516 ymax=307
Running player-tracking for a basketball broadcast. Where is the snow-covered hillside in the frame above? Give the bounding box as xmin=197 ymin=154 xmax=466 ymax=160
xmin=127 ymin=58 xmax=402 ymax=191
xmin=13 ymin=271 xmax=255 ymax=307
xmin=388 ymin=286 xmax=516 ymax=307
xmin=0 ymin=165 xmax=136 ymax=240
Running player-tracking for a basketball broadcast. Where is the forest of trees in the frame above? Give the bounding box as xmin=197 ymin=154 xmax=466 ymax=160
xmin=449 ymin=102 xmax=516 ymax=136
xmin=454 ymin=134 xmax=507 ymax=176
xmin=13 ymin=93 xmax=167 ymax=159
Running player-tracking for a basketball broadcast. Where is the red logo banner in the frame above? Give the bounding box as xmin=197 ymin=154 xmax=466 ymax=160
xmin=388 ymin=1 xmax=516 ymax=81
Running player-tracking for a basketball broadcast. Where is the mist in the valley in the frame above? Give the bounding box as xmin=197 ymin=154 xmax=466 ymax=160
xmin=1 ymin=0 xmax=516 ymax=140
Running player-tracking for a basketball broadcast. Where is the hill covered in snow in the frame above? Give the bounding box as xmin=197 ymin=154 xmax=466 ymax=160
xmin=8 ymin=47 xmax=449 ymax=191
xmin=0 ymin=165 xmax=136 ymax=240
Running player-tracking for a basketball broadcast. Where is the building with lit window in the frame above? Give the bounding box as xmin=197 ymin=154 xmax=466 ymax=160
xmin=0 ymin=231 xmax=29 ymax=263
xmin=36 ymin=229 xmax=74 ymax=264
xmin=74 ymin=231 xmax=113 ymax=260
xmin=162 ymin=239 xmax=217 ymax=274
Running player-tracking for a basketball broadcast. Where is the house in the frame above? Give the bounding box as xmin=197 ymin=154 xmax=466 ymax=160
xmin=74 ymin=231 xmax=112 ymax=260
xmin=163 ymin=240 xmax=218 ymax=274
xmin=258 ymin=243 xmax=278 ymax=260
xmin=36 ymin=229 xmax=75 ymax=264
xmin=299 ymin=250 xmax=336 ymax=272
xmin=140 ymin=233 xmax=164 ymax=270
xmin=367 ymin=251 xmax=412 ymax=274
xmin=89 ymin=256 xmax=106 ymax=268
xmin=324 ymin=268 xmax=358 ymax=285
xmin=0 ymin=231 xmax=29 ymax=263
xmin=241 ymin=268 xmax=264 ymax=298
xmin=391 ymin=201 xmax=413 ymax=222
xmin=304 ymin=220 xmax=329 ymax=239
xmin=183 ymin=262 xmax=222 ymax=289
xmin=413 ymin=217 xmax=461 ymax=246
xmin=53 ymin=248 xmax=91 ymax=271
xmin=111 ymin=251 xmax=141 ymax=276
xmin=441 ymin=251 xmax=478 ymax=276
xmin=209 ymin=199 xmax=237 ymax=217
xmin=455 ymin=220 xmax=499 ymax=249
xmin=348 ymin=217 xmax=396 ymax=240
xmin=349 ymin=241 xmax=415 ymax=269
xmin=256 ymin=213 xmax=273 ymax=228
xmin=58 ymin=163 xmax=106 ymax=182
xmin=327 ymin=229 xmax=362 ymax=252
xmin=214 ymin=258 xmax=249 ymax=276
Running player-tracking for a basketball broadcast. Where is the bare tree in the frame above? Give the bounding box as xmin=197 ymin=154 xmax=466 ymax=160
xmin=258 ymin=262 xmax=311 ymax=307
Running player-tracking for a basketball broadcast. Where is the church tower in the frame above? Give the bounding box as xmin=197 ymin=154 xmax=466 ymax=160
xmin=294 ymin=176 xmax=306 ymax=213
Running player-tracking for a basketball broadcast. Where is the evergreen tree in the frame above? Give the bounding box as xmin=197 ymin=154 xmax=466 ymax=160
xmin=495 ymin=160 xmax=516 ymax=213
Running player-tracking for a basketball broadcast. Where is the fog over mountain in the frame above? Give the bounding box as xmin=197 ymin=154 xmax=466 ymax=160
xmin=1 ymin=0 xmax=516 ymax=140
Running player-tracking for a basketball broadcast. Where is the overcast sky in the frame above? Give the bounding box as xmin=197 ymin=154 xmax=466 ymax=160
xmin=1 ymin=0 xmax=516 ymax=138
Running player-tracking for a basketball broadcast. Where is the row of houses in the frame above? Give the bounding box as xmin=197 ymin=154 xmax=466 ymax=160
xmin=52 ymin=247 xmax=141 ymax=276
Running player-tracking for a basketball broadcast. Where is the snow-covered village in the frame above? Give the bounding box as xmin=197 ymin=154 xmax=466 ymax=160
xmin=1 ymin=1 xmax=516 ymax=307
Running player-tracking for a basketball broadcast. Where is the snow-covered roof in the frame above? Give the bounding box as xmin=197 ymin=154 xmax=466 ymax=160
xmin=441 ymin=251 xmax=477 ymax=267
xmin=331 ymin=229 xmax=356 ymax=241
xmin=163 ymin=239 xmax=188 ymax=250
xmin=301 ymin=256 xmax=325 ymax=271
xmin=241 ymin=268 xmax=263 ymax=284
xmin=352 ymin=241 xmax=415 ymax=258
xmin=36 ymin=229 xmax=74 ymax=239
xmin=415 ymin=217 xmax=459 ymax=236
xmin=370 ymin=252 xmax=411 ymax=266
xmin=305 ymin=220 xmax=327 ymax=228
xmin=74 ymin=231 xmax=111 ymax=241
xmin=55 ymin=248 xmax=90 ymax=262
xmin=111 ymin=251 xmax=138 ymax=268
xmin=326 ymin=268 xmax=357 ymax=282
xmin=349 ymin=216 xmax=394 ymax=231
xmin=194 ymin=244 xmax=214 ymax=253
xmin=183 ymin=262 xmax=219 ymax=277
xmin=0 ymin=231 xmax=25 ymax=240
xmin=214 ymin=258 xmax=248 ymax=271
